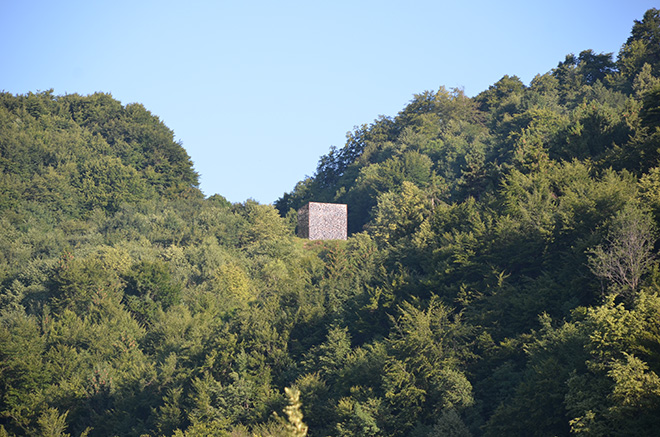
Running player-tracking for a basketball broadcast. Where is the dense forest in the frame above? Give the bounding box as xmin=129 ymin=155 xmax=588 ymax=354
xmin=2 ymin=8 xmax=660 ymax=436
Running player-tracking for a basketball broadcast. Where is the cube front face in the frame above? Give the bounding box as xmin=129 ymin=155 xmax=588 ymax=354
xmin=297 ymin=202 xmax=347 ymax=240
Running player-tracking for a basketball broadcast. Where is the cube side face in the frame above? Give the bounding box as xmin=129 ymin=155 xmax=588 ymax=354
xmin=297 ymin=203 xmax=310 ymax=239
xmin=308 ymin=202 xmax=347 ymax=240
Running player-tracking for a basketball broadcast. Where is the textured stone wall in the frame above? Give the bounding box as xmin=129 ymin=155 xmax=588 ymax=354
xmin=298 ymin=203 xmax=310 ymax=239
xmin=297 ymin=202 xmax=347 ymax=240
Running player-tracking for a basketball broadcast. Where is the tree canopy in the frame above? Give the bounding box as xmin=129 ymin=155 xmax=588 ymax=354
xmin=3 ymin=9 xmax=660 ymax=437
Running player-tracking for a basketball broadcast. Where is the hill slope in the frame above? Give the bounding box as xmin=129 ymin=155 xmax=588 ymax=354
xmin=0 ymin=91 xmax=202 ymax=218
xmin=1 ymin=8 xmax=660 ymax=437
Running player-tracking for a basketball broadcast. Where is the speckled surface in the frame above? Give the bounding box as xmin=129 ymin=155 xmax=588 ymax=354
xmin=297 ymin=202 xmax=347 ymax=240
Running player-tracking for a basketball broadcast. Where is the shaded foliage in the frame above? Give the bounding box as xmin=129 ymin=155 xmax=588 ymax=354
xmin=2 ymin=9 xmax=660 ymax=437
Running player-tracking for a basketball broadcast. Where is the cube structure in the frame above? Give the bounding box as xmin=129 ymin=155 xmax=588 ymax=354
xmin=297 ymin=202 xmax=347 ymax=240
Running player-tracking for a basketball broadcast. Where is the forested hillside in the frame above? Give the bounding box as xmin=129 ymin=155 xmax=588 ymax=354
xmin=2 ymin=8 xmax=660 ymax=436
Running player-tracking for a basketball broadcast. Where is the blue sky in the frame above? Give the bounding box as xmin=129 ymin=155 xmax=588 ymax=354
xmin=1 ymin=1 xmax=657 ymax=203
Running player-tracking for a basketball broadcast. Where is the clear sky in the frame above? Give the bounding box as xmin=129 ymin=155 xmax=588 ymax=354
xmin=1 ymin=1 xmax=657 ymax=204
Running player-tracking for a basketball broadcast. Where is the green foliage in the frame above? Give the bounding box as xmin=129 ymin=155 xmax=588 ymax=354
xmin=367 ymin=181 xmax=431 ymax=247
xmin=0 ymin=91 xmax=201 ymax=221
xmin=640 ymin=84 xmax=660 ymax=130
xmin=618 ymin=9 xmax=660 ymax=86
xmin=4 ymin=10 xmax=660 ymax=436
xmin=282 ymin=387 xmax=308 ymax=437
xmin=588 ymin=204 xmax=657 ymax=300
xmin=382 ymin=298 xmax=474 ymax=434
xmin=563 ymin=292 xmax=660 ymax=435
xmin=335 ymin=397 xmax=382 ymax=437
xmin=123 ymin=259 xmax=182 ymax=315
